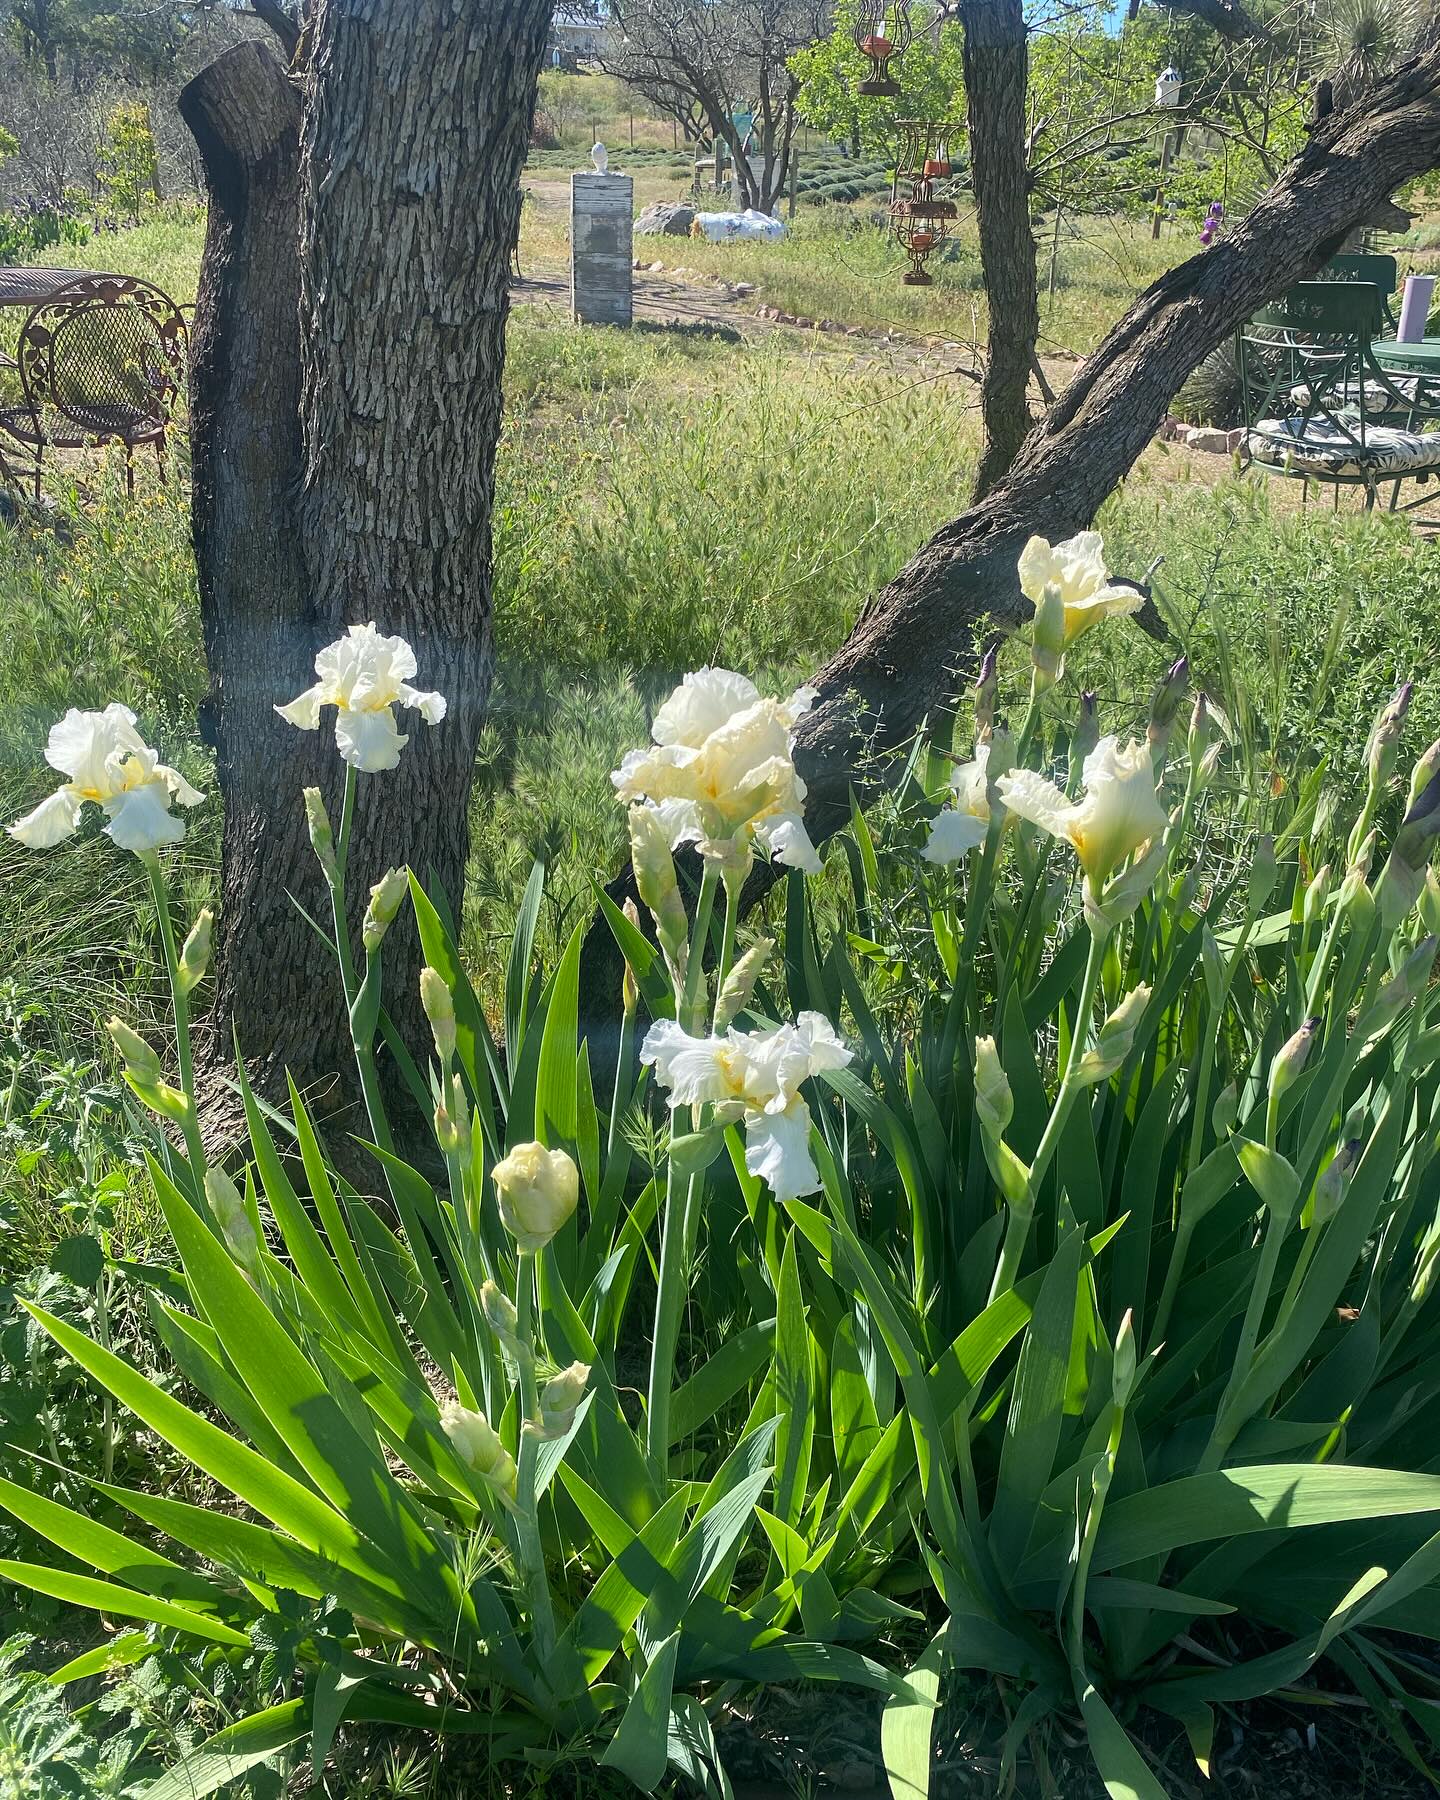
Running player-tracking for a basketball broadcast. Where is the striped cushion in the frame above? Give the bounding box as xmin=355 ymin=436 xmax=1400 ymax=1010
xmin=1247 ymin=416 xmax=1440 ymax=477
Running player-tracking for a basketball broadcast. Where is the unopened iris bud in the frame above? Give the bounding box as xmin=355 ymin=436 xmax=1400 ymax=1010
xmin=973 ymin=1035 xmax=1014 ymax=1138
xmin=1269 ymin=1015 xmax=1321 ymax=1101
xmin=629 ymin=804 xmax=689 ymax=988
xmin=1365 ymin=935 xmax=1437 ymax=1034
xmin=1422 ymin=868 xmax=1440 ymax=938
xmin=1410 ymin=739 xmax=1440 ymax=810
xmin=1379 ymin=769 xmax=1440 ymax=927
xmin=714 ymin=936 xmax=773 ymax=1033
xmin=107 ymin=1016 xmax=162 ymax=1085
xmin=525 ymin=1361 xmax=591 ymax=1442
xmin=1303 ymin=863 xmax=1332 ymax=927
xmin=204 ymin=1167 xmax=260 ymax=1270
xmin=303 ymin=787 xmax=337 ymax=880
xmin=434 ymin=1073 xmax=472 ymax=1165
xmin=1072 ymin=691 xmax=1100 ymax=768
xmin=621 ymin=897 xmax=641 ymax=1017
xmin=362 ymin=867 xmax=408 ymax=954
xmin=1312 ymin=1139 xmax=1361 ymax=1226
xmin=1248 ymin=834 xmax=1277 ymax=917
xmin=1147 ymin=656 xmax=1189 ymax=756
xmin=177 ymin=908 xmax=213 ymax=995
xmin=480 ymin=1279 xmax=523 ymax=1354
xmin=1031 ymin=582 xmax=1066 ymax=689
xmin=974 ymin=643 xmax=1000 ymax=741
xmin=440 ymin=1400 xmax=517 ymax=1497
xmin=420 ymin=966 xmax=457 ymax=1065
xmin=1367 ymin=680 xmax=1413 ymax=789
xmin=1112 ymin=1308 xmax=1137 ymax=1406
xmin=1077 ymin=984 xmax=1152 ymax=1084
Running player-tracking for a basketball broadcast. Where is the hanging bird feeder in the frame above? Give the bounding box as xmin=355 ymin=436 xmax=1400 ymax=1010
xmin=1154 ymin=65 xmax=1182 ymax=108
xmin=890 ymin=119 xmax=959 ymax=286
xmin=853 ymin=0 xmax=913 ymax=98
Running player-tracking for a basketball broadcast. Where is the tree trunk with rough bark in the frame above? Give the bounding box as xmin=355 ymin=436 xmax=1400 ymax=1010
xmin=180 ymin=44 xmax=325 ymax=1096
xmin=957 ymin=0 xmax=1038 ymax=499
xmin=184 ymin=1 xmax=550 ymax=1103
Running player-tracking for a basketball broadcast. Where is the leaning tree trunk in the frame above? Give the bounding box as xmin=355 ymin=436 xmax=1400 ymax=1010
xmin=957 ymin=0 xmax=1038 ymax=500
xmin=579 ymin=41 xmax=1440 ymax=1050
xmin=183 ymin=0 xmax=551 ymax=1105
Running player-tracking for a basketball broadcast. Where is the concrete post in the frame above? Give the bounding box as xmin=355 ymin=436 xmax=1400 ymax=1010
xmin=570 ymin=172 xmax=633 ymax=326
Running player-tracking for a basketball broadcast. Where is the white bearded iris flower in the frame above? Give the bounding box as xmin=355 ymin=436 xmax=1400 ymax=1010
xmin=612 ymin=667 xmax=821 ymax=874
xmin=998 ymin=736 xmax=1167 ymax=889
xmin=1018 ymin=532 xmax=1143 ymax=647
xmin=923 ymin=742 xmax=995 ymax=865
xmin=276 ymin=623 xmax=447 ymax=772
xmin=8 ymin=705 xmax=203 ymax=854
xmin=641 ymin=1010 xmax=851 ymax=1200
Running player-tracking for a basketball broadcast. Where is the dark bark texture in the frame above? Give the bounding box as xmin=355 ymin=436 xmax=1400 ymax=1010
xmin=179 ymin=44 xmax=325 ymax=1091
xmin=957 ymin=0 xmax=1038 ymax=500
xmin=184 ymin=1 xmax=551 ymax=1101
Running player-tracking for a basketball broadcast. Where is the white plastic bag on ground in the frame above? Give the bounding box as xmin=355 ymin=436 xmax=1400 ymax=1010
xmin=690 ymin=209 xmax=787 ymax=243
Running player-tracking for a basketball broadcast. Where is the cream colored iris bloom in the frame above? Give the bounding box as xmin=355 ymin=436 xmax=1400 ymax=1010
xmin=276 ymin=623 xmax=447 ymax=772
xmin=8 ymin=705 xmax=203 ymax=854
xmin=1018 ymin=532 xmax=1142 ymax=646
xmin=998 ymin=736 xmax=1166 ymax=888
xmin=923 ymin=742 xmax=994 ymax=864
xmin=641 ymin=1010 xmax=850 ymax=1200
xmin=492 ymin=1141 xmax=579 ymax=1253
xmin=612 ymin=667 xmax=821 ymax=873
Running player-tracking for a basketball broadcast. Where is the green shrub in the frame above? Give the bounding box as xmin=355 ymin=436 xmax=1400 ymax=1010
xmin=8 ymin=555 xmax=1440 ymax=1794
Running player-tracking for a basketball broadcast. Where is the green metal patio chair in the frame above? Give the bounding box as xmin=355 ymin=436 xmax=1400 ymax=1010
xmin=1238 ymin=280 xmax=1440 ymax=513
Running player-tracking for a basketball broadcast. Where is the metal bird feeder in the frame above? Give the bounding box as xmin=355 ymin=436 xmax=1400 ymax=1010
xmin=853 ymin=0 xmax=913 ymax=98
xmin=890 ymin=119 xmax=959 ymax=285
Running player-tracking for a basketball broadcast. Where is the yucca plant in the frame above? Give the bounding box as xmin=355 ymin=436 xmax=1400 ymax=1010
xmin=5 ymin=541 xmax=1440 ymax=1799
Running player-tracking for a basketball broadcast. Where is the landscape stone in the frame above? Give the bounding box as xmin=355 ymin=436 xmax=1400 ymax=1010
xmin=635 ymin=201 xmax=697 ymax=237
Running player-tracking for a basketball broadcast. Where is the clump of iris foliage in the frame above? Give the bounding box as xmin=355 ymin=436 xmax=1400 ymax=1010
xmin=4 ymin=521 xmax=1440 ymax=1800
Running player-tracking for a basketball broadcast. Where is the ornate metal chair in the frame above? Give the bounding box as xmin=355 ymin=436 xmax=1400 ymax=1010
xmin=0 ymin=275 xmax=187 ymax=496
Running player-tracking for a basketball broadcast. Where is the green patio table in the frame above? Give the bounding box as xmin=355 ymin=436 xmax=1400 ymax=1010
xmin=1371 ymin=336 xmax=1440 ymax=377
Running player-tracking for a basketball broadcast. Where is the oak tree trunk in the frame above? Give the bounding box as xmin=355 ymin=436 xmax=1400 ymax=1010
xmin=957 ymin=0 xmax=1038 ymax=500
xmin=183 ymin=1 xmax=551 ymax=1105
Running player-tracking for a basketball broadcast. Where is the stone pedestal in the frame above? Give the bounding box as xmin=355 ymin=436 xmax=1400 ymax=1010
xmin=571 ymin=172 xmax=633 ymax=326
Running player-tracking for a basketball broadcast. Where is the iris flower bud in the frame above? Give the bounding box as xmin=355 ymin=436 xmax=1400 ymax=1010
xmin=630 ymin=804 xmax=689 ymax=988
xmin=1268 ymin=1015 xmax=1321 ymax=1102
xmin=714 ymin=937 xmax=773 ymax=1034
xmin=1409 ymin=739 xmax=1440 ymax=811
xmin=621 ymin=897 xmax=641 ymax=1017
xmin=178 ymin=908 xmax=213 ymax=995
xmin=204 ymin=1167 xmax=261 ymax=1270
xmin=362 ymin=868 xmax=408 ymax=954
xmin=1312 ymin=1139 xmax=1361 ymax=1226
xmin=1077 ymin=985 xmax=1152 ymax=1084
xmin=1147 ymin=656 xmax=1189 ymax=757
xmin=480 ymin=1279 xmax=523 ymax=1355
xmin=525 ymin=1362 xmax=591 ymax=1442
xmin=1379 ymin=769 xmax=1440 ymax=927
xmin=1112 ymin=1309 xmax=1137 ymax=1406
xmin=440 ymin=1400 xmax=517 ymax=1496
xmin=973 ymin=1036 xmax=1014 ymax=1138
xmin=303 ymin=787 xmax=337 ymax=880
xmin=420 ymin=966 xmax=457 ymax=1066
xmin=1367 ymin=681 xmax=1413 ymax=790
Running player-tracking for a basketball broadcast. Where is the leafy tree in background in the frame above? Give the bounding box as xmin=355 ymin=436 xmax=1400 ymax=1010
xmin=790 ymin=0 xmax=966 ymax=158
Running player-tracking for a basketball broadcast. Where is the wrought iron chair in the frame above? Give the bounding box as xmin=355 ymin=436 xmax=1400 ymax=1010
xmin=0 ymin=275 xmax=187 ymax=496
xmin=1238 ymin=280 xmax=1440 ymax=514
xmin=1323 ymin=253 xmax=1400 ymax=331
